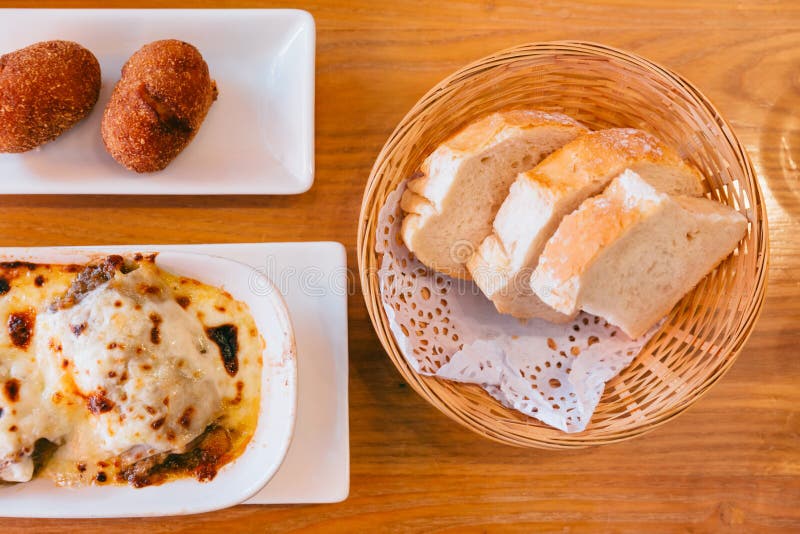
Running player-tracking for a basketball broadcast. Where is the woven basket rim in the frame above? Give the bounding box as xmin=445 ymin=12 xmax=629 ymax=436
xmin=357 ymin=41 xmax=769 ymax=448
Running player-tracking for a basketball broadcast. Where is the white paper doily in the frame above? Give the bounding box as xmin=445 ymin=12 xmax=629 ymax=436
xmin=377 ymin=182 xmax=658 ymax=432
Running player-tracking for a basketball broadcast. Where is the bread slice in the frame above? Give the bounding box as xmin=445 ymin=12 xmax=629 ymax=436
xmin=468 ymin=128 xmax=706 ymax=321
xmin=531 ymin=169 xmax=747 ymax=338
xmin=400 ymin=110 xmax=587 ymax=279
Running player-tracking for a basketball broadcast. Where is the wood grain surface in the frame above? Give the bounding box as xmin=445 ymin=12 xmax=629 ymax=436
xmin=2 ymin=0 xmax=799 ymax=531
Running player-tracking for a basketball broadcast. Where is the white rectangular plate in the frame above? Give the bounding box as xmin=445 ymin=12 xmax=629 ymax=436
xmin=0 ymin=9 xmax=315 ymax=194
xmin=0 ymin=242 xmax=349 ymax=516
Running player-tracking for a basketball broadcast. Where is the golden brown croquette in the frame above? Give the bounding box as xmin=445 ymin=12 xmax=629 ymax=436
xmin=0 ymin=40 xmax=101 ymax=153
xmin=101 ymin=40 xmax=218 ymax=173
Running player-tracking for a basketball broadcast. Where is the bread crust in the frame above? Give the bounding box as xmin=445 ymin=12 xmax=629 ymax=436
xmin=401 ymin=109 xmax=587 ymax=279
xmin=520 ymin=128 xmax=705 ymax=195
xmin=470 ymin=128 xmax=706 ymax=319
xmin=532 ymin=170 xmax=747 ymax=337
xmin=533 ymin=173 xmax=664 ymax=314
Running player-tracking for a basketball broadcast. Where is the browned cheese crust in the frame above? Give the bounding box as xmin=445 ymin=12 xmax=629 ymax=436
xmin=0 ymin=40 xmax=101 ymax=153
xmin=101 ymin=39 xmax=218 ymax=173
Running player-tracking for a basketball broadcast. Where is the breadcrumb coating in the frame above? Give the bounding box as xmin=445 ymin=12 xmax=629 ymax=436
xmin=0 ymin=40 xmax=101 ymax=153
xmin=101 ymin=39 xmax=218 ymax=173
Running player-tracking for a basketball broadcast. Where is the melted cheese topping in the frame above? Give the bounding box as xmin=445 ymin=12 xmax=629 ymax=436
xmin=0 ymin=257 xmax=262 ymax=486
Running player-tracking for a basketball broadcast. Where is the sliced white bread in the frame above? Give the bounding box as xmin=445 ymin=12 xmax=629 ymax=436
xmin=531 ymin=169 xmax=747 ymax=338
xmin=468 ymin=128 xmax=706 ymax=320
xmin=400 ymin=110 xmax=587 ymax=279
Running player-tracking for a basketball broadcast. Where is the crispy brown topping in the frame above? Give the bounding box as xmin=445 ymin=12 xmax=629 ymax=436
xmin=86 ymin=392 xmax=115 ymax=414
xmin=70 ymin=322 xmax=87 ymax=337
xmin=77 ymin=462 xmax=86 ymax=472
xmin=0 ymin=277 xmax=10 ymax=295
xmin=8 ymin=310 xmax=35 ymax=349
xmin=141 ymin=284 xmax=162 ymax=296
xmin=95 ymin=471 xmax=107 ymax=483
xmin=229 ymin=381 xmax=244 ymax=405
xmin=175 ymin=295 xmax=190 ymax=309
xmin=0 ymin=261 xmax=37 ymax=270
xmin=51 ymin=256 xmax=126 ymax=310
xmin=34 ymin=275 xmax=45 ymax=287
xmin=3 ymin=378 xmax=20 ymax=402
xmin=178 ymin=406 xmax=194 ymax=428
xmin=149 ymin=312 xmax=162 ymax=344
xmin=118 ymin=425 xmax=232 ymax=488
xmin=150 ymin=417 xmax=166 ymax=430
xmin=205 ymin=324 xmax=239 ymax=376
xmin=9 ymin=425 xmax=18 ymax=432
xmin=192 ymin=426 xmax=231 ymax=482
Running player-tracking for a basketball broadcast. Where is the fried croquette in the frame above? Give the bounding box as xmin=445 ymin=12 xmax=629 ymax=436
xmin=0 ymin=40 xmax=101 ymax=153
xmin=101 ymin=39 xmax=218 ymax=173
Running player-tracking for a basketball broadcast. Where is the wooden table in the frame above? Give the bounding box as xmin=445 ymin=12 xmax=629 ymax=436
xmin=3 ymin=1 xmax=799 ymax=531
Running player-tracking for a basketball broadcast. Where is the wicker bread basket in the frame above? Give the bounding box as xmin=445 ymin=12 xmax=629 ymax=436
xmin=357 ymin=41 xmax=768 ymax=448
